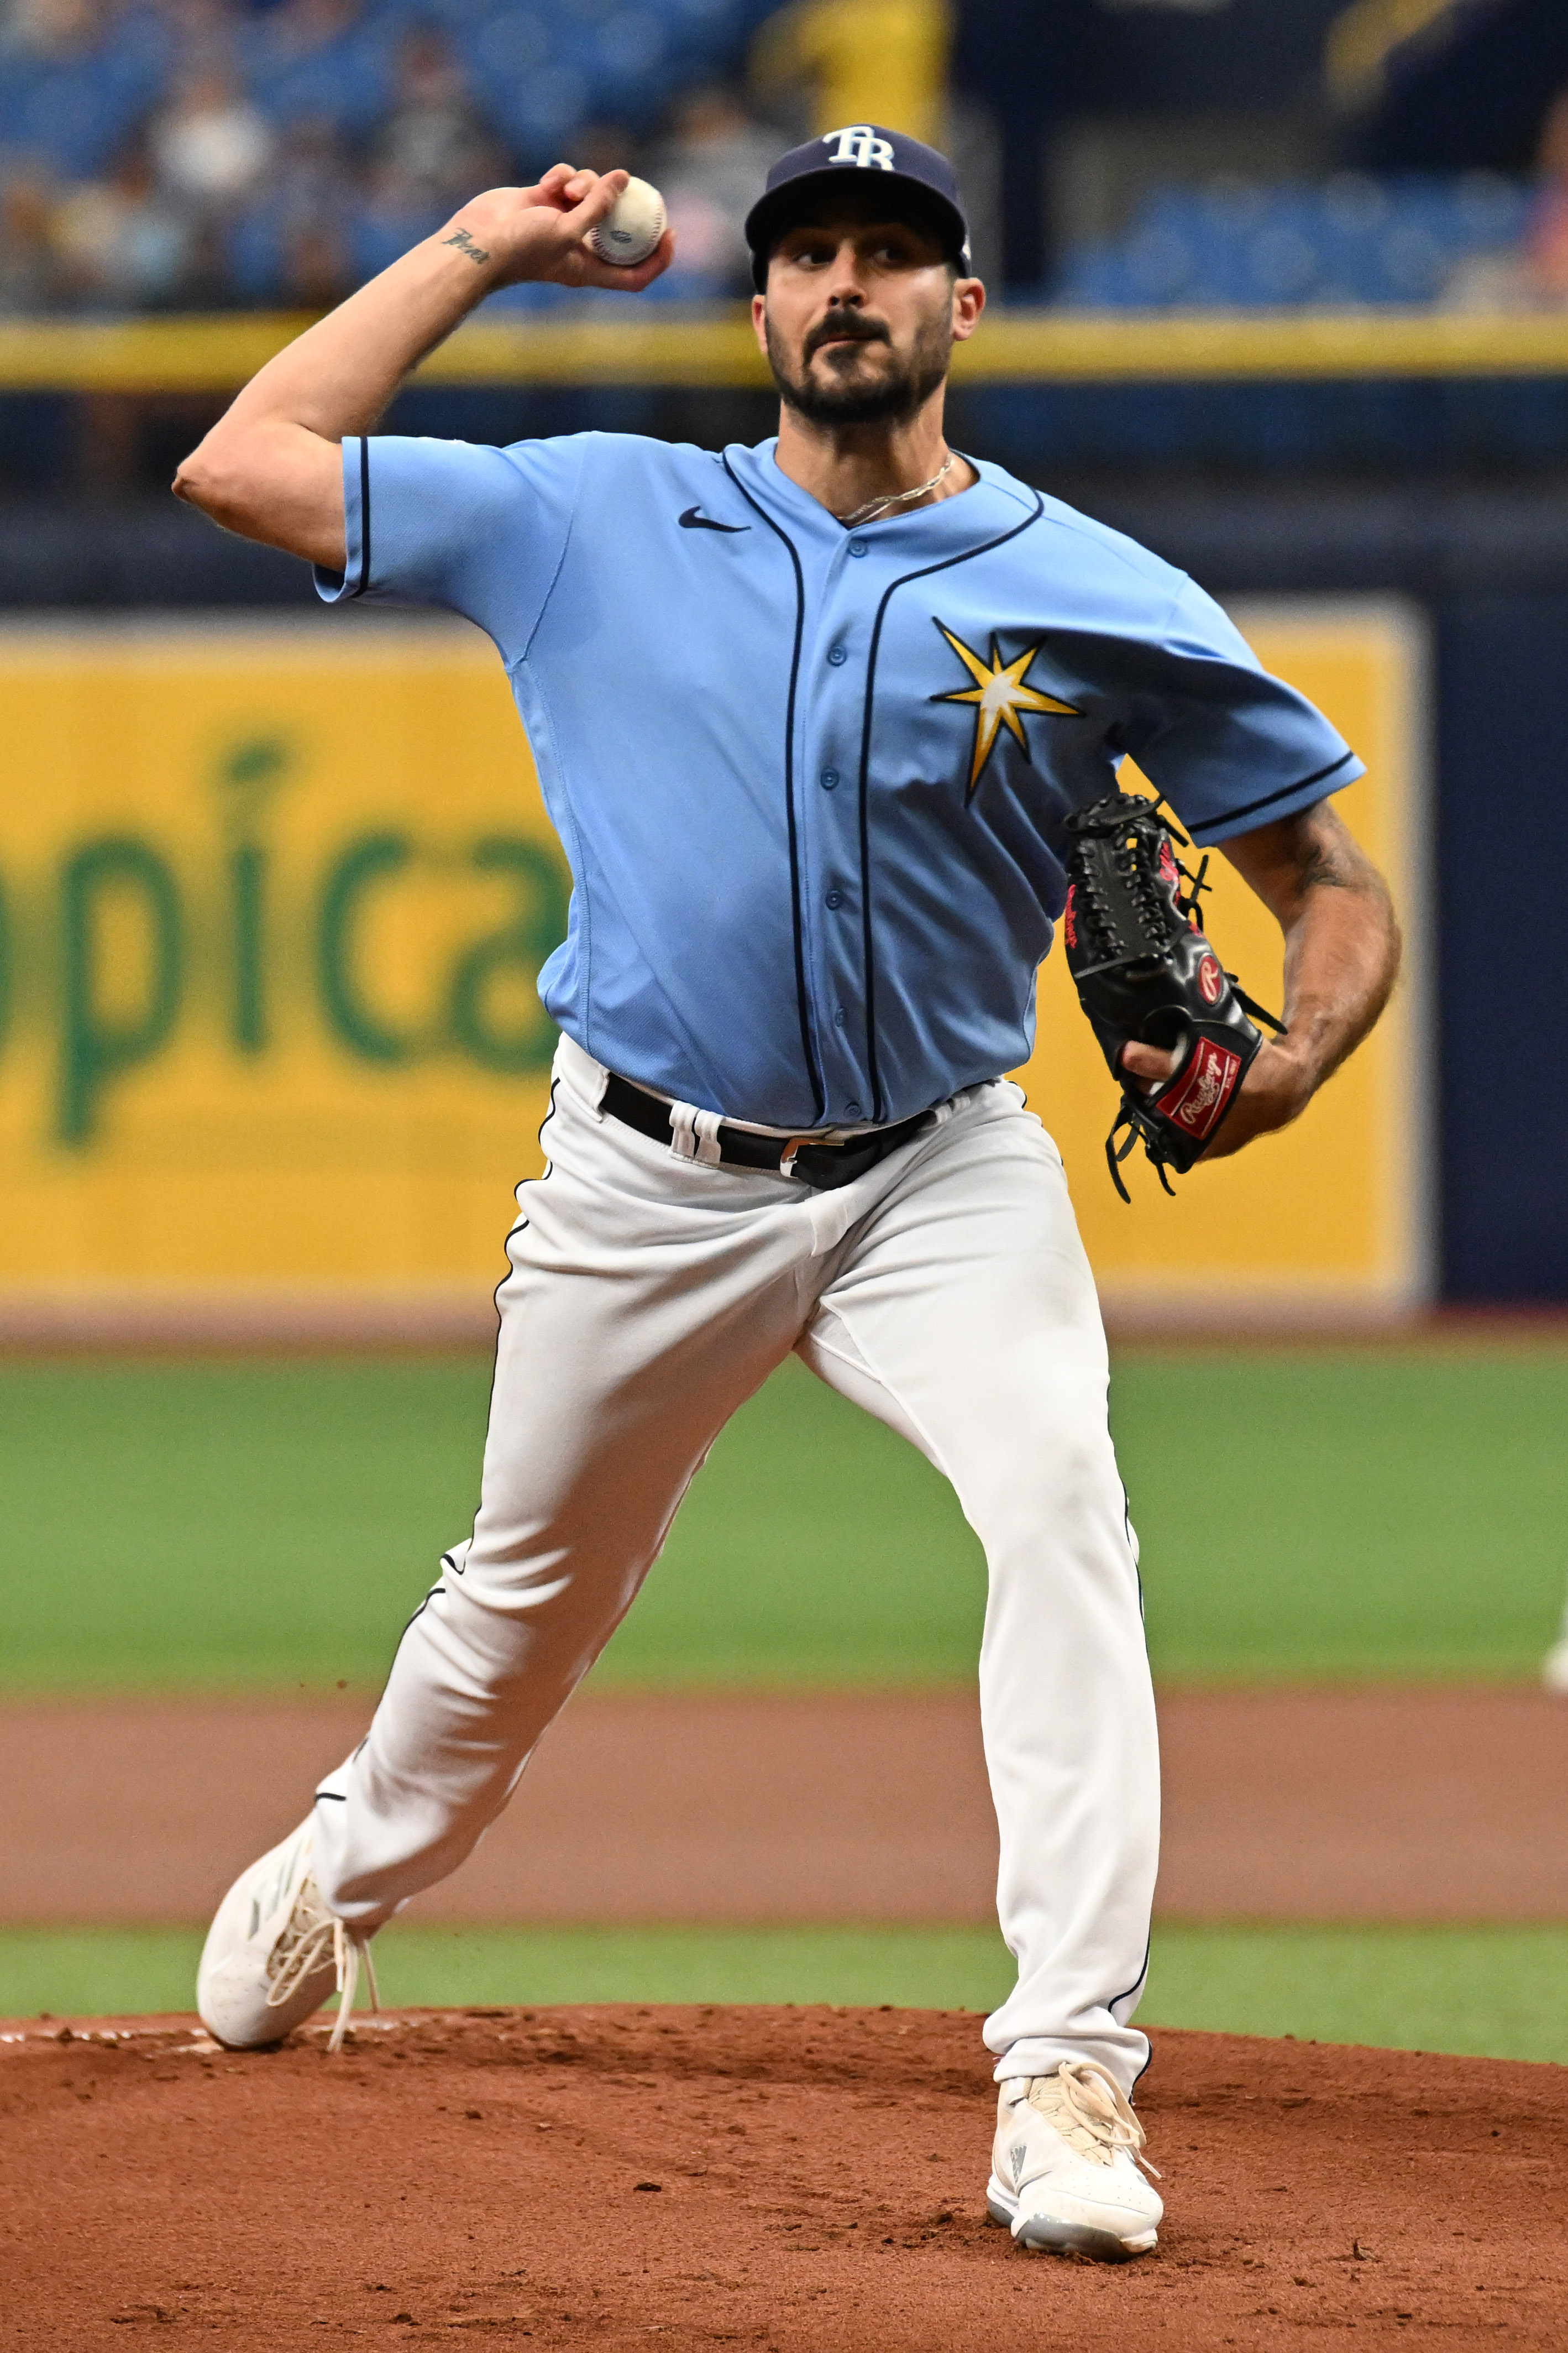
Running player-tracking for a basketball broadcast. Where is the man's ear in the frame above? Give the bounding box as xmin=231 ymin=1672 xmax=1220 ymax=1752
xmin=751 ymin=290 xmax=768 ymax=355
xmin=951 ymin=275 xmax=985 ymax=344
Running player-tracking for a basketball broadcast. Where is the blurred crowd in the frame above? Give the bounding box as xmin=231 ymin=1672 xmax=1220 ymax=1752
xmin=5 ymin=0 xmax=1568 ymax=315
xmin=0 ymin=0 xmax=789 ymax=310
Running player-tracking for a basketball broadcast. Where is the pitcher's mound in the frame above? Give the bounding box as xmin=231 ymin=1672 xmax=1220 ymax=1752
xmin=4 ymin=2005 xmax=1565 ymax=2348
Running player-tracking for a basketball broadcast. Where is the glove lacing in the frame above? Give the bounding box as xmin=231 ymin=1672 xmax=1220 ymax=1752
xmin=263 ymin=1875 xmax=379 ymax=2054
xmin=1115 ymin=825 xmax=1183 ymax=952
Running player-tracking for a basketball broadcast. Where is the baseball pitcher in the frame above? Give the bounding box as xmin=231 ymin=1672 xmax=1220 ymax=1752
xmin=174 ymin=126 xmax=1399 ymax=2262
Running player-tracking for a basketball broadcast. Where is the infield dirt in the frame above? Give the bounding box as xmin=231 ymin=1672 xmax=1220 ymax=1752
xmin=3 ymin=2005 xmax=1564 ymax=2350
xmin=9 ymin=1686 xmax=1568 ymax=1923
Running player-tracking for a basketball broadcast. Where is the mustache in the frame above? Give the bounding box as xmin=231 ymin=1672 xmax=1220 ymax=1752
xmin=806 ymin=309 xmax=891 ymax=359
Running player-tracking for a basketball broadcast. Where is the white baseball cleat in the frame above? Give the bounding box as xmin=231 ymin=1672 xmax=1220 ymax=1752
xmin=1542 ymin=1634 xmax=1568 ymax=1695
xmin=197 ymin=1818 xmax=377 ymax=2054
xmin=986 ymin=2061 xmax=1163 ymax=2261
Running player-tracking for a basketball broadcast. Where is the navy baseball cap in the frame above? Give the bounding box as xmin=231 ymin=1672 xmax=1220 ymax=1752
xmin=744 ymin=123 xmax=971 ymax=293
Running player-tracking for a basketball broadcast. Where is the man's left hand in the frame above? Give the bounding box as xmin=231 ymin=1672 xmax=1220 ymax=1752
xmin=1119 ymin=1036 xmax=1314 ymax=1163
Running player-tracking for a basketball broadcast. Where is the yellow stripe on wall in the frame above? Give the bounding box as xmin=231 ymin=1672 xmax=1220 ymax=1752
xmin=2 ymin=308 xmax=1566 ymax=393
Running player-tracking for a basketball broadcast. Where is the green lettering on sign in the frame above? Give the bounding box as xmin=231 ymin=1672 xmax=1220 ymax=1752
xmin=58 ymin=838 xmax=183 ymax=1144
xmin=0 ymin=870 xmax=11 ymax=1060
xmin=229 ymin=842 xmax=268 ymax=1054
xmin=318 ymin=833 xmax=416 ymax=1065
xmin=449 ymin=837 xmax=567 ymax=1074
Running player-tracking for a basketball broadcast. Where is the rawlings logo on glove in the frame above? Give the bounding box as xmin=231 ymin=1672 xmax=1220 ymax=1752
xmin=1061 ymin=792 xmax=1282 ymax=1199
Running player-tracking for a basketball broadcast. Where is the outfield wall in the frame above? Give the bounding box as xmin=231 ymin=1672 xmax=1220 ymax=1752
xmin=0 ymin=601 xmax=1429 ymax=1336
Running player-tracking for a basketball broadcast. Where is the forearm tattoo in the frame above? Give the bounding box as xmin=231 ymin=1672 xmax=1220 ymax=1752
xmin=443 ymin=227 xmax=492 ymax=266
xmin=1298 ymin=839 xmax=1355 ymax=891
xmin=1289 ymin=813 xmax=1376 ymax=896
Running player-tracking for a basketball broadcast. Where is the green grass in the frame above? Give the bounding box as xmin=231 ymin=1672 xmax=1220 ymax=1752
xmin=0 ymin=1353 xmax=983 ymax=1692
xmin=1129 ymin=1345 xmax=1568 ymax=1682
xmin=6 ymin=1923 xmax=1566 ymax=2066
xmin=0 ymin=1926 xmax=1009 ymax=2023
xmin=1144 ymin=1924 xmax=1568 ymax=2064
xmin=1 ymin=1344 xmax=1565 ymax=1693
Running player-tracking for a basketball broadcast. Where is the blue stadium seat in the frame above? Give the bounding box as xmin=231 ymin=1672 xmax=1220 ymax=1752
xmin=240 ymin=8 xmax=398 ymax=141
xmin=1055 ymin=175 xmax=1534 ymax=312
xmin=0 ymin=8 xmax=174 ymax=179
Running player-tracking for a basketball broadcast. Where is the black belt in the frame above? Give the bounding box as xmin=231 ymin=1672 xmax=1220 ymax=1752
xmin=600 ymin=1071 xmax=934 ymax=1191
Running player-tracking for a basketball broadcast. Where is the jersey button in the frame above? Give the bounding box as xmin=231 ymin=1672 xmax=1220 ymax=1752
xmin=843 ymin=1101 xmax=863 ymax=1118
xmin=847 ymin=539 xmax=868 ymax=557
xmin=820 ymin=768 xmax=839 ymax=790
xmin=833 ymin=1006 xmax=848 ymax=1027
xmin=825 ymin=890 xmax=843 ymax=909
xmin=826 ymin=644 xmax=847 ymax=666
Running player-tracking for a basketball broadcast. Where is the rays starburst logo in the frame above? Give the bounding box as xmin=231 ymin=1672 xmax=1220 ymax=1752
xmin=930 ymin=622 xmax=1081 ymax=801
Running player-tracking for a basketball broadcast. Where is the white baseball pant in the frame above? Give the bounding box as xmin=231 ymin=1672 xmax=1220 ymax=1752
xmin=313 ymin=1033 xmax=1161 ymax=2090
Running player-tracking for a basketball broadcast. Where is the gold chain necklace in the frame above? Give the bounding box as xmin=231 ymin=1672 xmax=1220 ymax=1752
xmin=835 ymin=451 xmax=956 ymax=530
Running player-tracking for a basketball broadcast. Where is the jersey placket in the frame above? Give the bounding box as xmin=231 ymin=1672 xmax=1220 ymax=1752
xmin=799 ymin=532 xmax=879 ymax=1127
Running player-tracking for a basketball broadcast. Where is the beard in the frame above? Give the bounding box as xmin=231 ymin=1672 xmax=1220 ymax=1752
xmin=765 ymin=304 xmax=953 ymax=426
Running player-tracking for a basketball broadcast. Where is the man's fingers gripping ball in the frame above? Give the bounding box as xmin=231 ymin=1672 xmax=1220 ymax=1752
xmin=581 ymin=173 xmax=668 ymax=268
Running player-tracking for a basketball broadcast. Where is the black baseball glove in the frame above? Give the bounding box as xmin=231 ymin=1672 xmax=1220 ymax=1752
xmin=1061 ymin=791 xmax=1282 ymax=1200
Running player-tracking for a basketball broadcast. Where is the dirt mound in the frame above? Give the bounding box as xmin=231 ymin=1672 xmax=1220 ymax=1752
xmin=3 ymin=2006 xmax=1564 ymax=2349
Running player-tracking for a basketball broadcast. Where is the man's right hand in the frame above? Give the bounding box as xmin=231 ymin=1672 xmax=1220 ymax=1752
xmin=451 ymin=165 xmax=674 ymax=293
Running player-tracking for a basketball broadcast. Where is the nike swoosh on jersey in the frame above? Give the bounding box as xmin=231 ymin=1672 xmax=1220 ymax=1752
xmin=679 ymin=506 xmax=749 ymax=533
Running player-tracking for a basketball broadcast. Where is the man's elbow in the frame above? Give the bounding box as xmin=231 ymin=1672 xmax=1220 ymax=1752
xmin=172 ymin=432 xmax=251 ymax=527
xmin=171 ymin=420 xmax=343 ymax=568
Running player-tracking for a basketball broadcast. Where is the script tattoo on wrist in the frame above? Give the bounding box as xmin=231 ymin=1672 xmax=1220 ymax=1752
xmin=442 ymin=227 xmax=492 ymax=266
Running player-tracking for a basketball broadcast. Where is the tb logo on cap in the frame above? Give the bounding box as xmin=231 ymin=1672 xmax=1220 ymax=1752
xmin=823 ymin=124 xmax=895 ymax=171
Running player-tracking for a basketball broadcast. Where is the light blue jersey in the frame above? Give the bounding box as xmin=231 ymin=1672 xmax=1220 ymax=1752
xmin=317 ymin=433 xmax=1360 ymax=1131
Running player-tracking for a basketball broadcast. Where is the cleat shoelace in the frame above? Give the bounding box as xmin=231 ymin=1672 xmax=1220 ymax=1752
xmin=1023 ymin=2062 xmax=1161 ymax=2181
xmin=263 ymin=1874 xmax=379 ymax=2053
xmin=327 ymin=1919 xmax=380 ymax=2056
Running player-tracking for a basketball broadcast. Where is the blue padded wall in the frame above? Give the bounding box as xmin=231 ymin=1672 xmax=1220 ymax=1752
xmin=1435 ymin=593 xmax=1568 ymax=1299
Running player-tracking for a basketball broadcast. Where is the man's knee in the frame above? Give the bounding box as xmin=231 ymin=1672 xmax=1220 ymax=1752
xmin=962 ymin=1404 xmax=1126 ymax=1559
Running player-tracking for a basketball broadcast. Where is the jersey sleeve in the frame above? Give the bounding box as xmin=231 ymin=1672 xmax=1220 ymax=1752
xmin=1114 ymin=579 xmax=1364 ymax=843
xmin=314 ymin=432 xmax=588 ymax=663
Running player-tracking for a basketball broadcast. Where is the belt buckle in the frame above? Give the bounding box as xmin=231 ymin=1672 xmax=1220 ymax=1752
xmin=779 ymin=1137 xmax=815 ymax=1180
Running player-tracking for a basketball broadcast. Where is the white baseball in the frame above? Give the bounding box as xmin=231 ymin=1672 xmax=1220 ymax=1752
xmin=584 ymin=175 xmax=667 ymax=268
